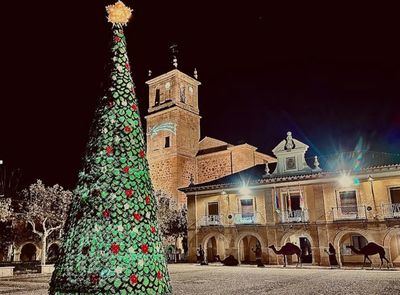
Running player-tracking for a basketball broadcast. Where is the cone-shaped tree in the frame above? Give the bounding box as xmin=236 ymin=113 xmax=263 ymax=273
xmin=50 ymin=2 xmax=172 ymax=294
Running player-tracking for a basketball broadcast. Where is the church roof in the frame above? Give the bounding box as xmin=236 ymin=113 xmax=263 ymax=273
xmin=197 ymin=137 xmax=231 ymax=156
xmin=180 ymin=150 xmax=400 ymax=193
xmin=196 ymin=137 xmax=276 ymax=161
xmin=199 ymin=137 xmax=229 ymax=148
xmin=315 ymin=151 xmax=400 ymax=171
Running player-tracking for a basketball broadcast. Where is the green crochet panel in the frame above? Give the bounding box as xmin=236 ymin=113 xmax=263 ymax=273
xmin=49 ymin=24 xmax=172 ymax=295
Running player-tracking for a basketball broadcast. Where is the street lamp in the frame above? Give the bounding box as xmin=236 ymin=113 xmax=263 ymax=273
xmin=338 ymin=173 xmax=353 ymax=187
xmin=368 ymin=175 xmax=377 ymax=213
xmin=239 ymin=185 xmax=251 ymax=196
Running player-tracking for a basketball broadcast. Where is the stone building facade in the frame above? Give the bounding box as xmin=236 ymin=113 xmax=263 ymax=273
xmin=181 ymin=132 xmax=400 ymax=267
xmin=145 ymin=69 xmax=275 ymax=205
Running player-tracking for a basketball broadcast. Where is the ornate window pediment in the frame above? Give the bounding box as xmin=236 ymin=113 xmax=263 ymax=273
xmin=271 ymin=131 xmax=314 ymax=175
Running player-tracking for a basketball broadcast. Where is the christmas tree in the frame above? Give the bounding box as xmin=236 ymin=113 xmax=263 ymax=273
xmin=50 ymin=2 xmax=172 ymax=294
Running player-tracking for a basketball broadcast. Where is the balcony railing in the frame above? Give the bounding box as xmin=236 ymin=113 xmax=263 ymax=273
xmin=382 ymin=203 xmax=400 ymax=219
xmin=332 ymin=205 xmax=367 ymax=221
xmin=279 ymin=209 xmax=309 ymax=223
xmin=233 ymin=212 xmax=263 ymax=225
xmin=199 ymin=215 xmax=223 ymax=226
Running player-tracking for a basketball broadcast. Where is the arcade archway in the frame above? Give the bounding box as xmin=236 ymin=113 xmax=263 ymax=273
xmin=238 ymin=235 xmax=261 ymax=264
xmin=336 ymin=231 xmax=369 ymax=266
xmin=282 ymin=232 xmax=313 ymax=264
xmin=384 ymin=228 xmax=400 ymax=267
xmin=202 ymin=233 xmax=226 ymax=263
xmin=20 ymin=243 xmax=37 ymax=262
xmin=206 ymin=237 xmax=218 ymax=262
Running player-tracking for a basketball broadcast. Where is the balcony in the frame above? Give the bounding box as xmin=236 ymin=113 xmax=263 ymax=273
xmin=279 ymin=209 xmax=309 ymax=223
xmin=233 ymin=212 xmax=263 ymax=225
xmin=332 ymin=205 xmax=367 ymax=221
xmin=199 ymin=215 xmax=223 ymax=226
xmin=382 ymin=203 xmax=400 ymax=219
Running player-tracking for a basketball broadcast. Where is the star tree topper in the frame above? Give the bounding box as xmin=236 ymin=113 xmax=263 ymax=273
xmin=106 ymin=1 xmax=133 ymax=26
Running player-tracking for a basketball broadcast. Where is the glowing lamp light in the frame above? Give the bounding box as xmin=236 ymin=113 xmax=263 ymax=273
xmin=239 ymin=185 xmax=251 ymax=195
xmin=221 ymin=190 xmax=227 ymax=196
xmin=338 ymin=173 xmax=353 ymax=187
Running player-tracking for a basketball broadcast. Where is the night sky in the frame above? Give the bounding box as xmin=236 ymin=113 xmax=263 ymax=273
xmin=1 ymin=1 xmax=399 ymax=190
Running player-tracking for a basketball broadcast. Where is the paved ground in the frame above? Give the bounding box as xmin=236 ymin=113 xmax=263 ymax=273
xmin=0 ymin=264 xmax=399 ymax=294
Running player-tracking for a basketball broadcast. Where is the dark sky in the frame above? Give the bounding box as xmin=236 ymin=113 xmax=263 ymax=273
xmin=1 ymin=1 xmax=399 ymax=190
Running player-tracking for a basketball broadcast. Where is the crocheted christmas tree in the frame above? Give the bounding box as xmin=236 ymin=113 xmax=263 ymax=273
xmin=50 ymin=2 xmax=172 ymax=294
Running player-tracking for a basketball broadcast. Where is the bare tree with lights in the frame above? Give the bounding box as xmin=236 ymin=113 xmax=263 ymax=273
xmin=0 ymin=198 xmax=13 ymax=261
xmin=19 ymin=180 xmax=72 ymax=265
xmin=0 ymin=198 xmax=12 ymax=222
xmin=156 ymin=193 xmax=187 ymax=260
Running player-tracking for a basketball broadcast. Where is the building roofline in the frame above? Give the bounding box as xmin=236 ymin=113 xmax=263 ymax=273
xmin=180 ymin=164 xmax=400 ymax=195
xmin=254 ymin=151 xmax=277 ymax=162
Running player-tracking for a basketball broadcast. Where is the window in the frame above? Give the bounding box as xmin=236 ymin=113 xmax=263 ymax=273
xmin=352 ymin=235 xmax=368 ymax=249
xmin=154 ymin=89 xmax=160 ymax=106
xmin=164 ymin=136 xmax=170 ymax=148
xmin=286 ymin=156 xmax=296 ymax=170
xmin=179 ymin=86 xmax=186 ymax=103
xmin=287 ymin=194 xmax=301 ymax=211
xmin=390 ymin=187 xmax=400 ymax=204
xmin=208 ymin=202 xmax=219 ymax=216
xmin=339 ymin=190 xmax=357 ymax=213
xmin=281 ymin=192 xmax=303 ymax=211
xmin=240 ymin=199 xmax=254 ymax=218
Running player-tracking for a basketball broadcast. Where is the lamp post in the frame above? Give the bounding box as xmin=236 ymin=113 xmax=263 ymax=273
xmin=368 ymin=175 xmax=377 ymax=214
xmin=0 ymin=160 xmax=4 ymax=197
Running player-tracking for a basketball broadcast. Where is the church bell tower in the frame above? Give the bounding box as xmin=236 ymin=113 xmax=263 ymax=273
xmin=145 ymin=68 xmax=201 ymax=205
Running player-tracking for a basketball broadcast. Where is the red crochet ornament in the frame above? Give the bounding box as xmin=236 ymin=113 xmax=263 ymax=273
xmin=141 ymin=244 xmax=149 ymax=254
xmin=110 ymin=243 xmax=120 ymax=254
xmin=133 ymin=213 xmax=142 ymax=221
xmin=130 ymin=274 xmax=138 ymax=285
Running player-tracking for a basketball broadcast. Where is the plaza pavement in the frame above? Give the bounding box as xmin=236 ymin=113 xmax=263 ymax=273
xmin=0 ymin=264 xmax=399 ymax=294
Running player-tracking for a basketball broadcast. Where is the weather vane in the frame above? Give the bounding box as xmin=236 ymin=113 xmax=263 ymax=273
xmin=169 ymin=44 xmax=179 ymax=68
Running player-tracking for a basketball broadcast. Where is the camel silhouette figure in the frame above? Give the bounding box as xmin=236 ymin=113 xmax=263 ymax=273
xmin=346 ymin=242 xmax=390 ymax=269
xmin=269 ymin=243 xmax=302 ymax=267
